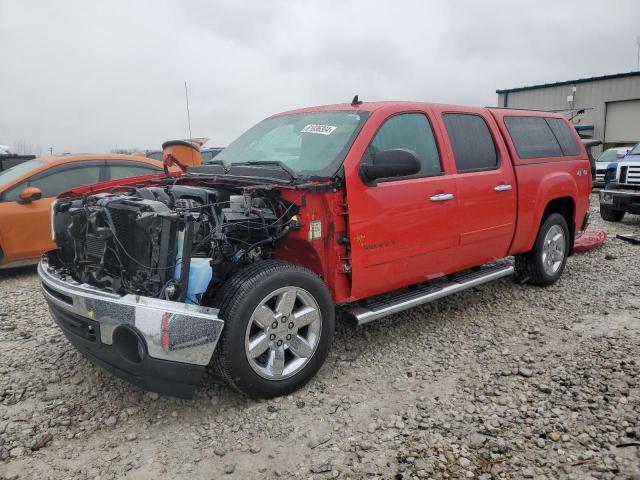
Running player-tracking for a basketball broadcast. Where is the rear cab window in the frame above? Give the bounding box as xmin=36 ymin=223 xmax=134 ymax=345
xmin=503 ymin=116 xmax=581 ymax=159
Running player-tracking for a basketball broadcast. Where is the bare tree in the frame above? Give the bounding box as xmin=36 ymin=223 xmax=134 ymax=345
xmin=11 ymin=138 xmax=35 ymax=155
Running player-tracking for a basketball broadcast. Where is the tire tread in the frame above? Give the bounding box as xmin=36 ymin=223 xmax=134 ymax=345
xmin=514 ymin=213 xmax=569 ymax=287
xmin=211 ymin=260 xmax=332 ymax=397
xmin=599 ymin=205 xmax=625 ymax=222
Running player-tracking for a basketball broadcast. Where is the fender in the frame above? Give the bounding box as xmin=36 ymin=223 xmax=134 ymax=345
xmin=509 ymin=166 xmax=578 ymax=255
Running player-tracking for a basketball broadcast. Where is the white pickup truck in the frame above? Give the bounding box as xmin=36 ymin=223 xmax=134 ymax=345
xmin=600 ymin=142 xmax=640 ymax=221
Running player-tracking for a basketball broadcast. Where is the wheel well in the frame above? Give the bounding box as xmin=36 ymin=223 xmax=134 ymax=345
xmin=542 ymin=197 xmax=575 ymax=253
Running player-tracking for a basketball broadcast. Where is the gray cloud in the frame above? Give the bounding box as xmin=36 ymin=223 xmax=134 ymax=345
xmin=0 ymin=0 xmax=638 ymax=154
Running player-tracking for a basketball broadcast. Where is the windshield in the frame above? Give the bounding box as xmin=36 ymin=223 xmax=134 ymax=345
xmin=628 ymin=143 xmax=640 ymax=155
xmin=215 ymin=111 xmax=368 ymax=177
xmin=598 ymin=149 xmax=621 ymax=163
xmin=0 ymin=159 xmax=45 ymax=189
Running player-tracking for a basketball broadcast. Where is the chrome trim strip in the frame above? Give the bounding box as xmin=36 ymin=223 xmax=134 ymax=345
xmin=349 ymin=265 xmax=514 ymax=325
xmin=38 ymin=257 xmax=224 ymax=366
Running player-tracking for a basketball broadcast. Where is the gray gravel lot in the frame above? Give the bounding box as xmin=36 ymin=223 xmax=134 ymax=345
xmin=1 ymin=193 xmax=639 ymax=480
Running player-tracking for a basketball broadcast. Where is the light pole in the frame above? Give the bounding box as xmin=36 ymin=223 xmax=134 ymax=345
xmin=637 ymin=36 xmax=640 ymax=71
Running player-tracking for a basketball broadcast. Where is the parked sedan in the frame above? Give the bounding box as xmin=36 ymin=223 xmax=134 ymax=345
xmin=594 ymin=147 xmax=631 ymax=186
xmin=0 ymin=154 xmax=167 ymax=269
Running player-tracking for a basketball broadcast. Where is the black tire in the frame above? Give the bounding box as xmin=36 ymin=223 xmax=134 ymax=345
xmin=212 ymin=260 xmax=334 ymax=398
xmin=514 ymin=213 xmax=570 ymax=287
xmin=600 ymin=205 xmax=625 ymax=222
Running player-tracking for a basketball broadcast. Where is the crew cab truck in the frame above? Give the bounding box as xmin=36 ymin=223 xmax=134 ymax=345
xmin=38 ymin=101 xmax=591 ymax=398
xmin=599 ymin=142 xmax=640 ymax=221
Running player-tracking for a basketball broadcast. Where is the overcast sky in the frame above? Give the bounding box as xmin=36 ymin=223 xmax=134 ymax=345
xmin=1 ymin=0 xmax=639 ymax=155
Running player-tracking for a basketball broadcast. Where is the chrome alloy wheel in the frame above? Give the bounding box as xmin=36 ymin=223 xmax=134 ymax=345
xmin=541 ymin=224 xmax=565 ymax=276
xmin=244 ymin=286 xmax=322 ymax=380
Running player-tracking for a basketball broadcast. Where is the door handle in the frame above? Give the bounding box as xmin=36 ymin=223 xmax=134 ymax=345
xmin=429 ymin=193 xmax=454 ymax=202
xmin=493 ymin=184 xmax=513 ymax=192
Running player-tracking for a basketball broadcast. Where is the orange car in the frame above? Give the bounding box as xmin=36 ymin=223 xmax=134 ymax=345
xmin=0 ymin=154 xmax=169 ymax=269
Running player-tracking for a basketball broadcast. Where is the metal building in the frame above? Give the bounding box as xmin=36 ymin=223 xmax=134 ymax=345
xmin=496 ymin=72 xmax=640 ymax=154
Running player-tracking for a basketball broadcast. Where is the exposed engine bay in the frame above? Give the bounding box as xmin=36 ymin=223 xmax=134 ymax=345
xmin=50 ymin=183 xmax=299 ymax=304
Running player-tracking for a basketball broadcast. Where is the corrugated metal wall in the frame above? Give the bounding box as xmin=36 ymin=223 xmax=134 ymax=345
xmin=497 ymin=75 xmax=640 ymax=155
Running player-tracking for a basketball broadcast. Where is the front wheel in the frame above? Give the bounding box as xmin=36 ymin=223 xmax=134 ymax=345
xmin=212 ymin=261 xmax=334 ymax=398
xmin=600 ymin=205 xmax=625 ymax=222
xmin=515 ymin=213 xmax=570 ymax=286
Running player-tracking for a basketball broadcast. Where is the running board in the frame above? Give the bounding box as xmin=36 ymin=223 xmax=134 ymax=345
xmin=346 ymin=263 xmax=514 ymax=325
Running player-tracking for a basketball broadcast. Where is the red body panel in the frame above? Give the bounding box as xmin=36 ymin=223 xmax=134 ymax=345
xmin=58 ymin=102 xmax=590 ymax=306
xmin=429 ymin=104 xmax=517 ymax=272
xmin=275 ymin=189 xmax=349 ymax=302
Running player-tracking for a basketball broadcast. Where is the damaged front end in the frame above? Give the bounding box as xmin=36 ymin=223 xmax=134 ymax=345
xmin=50 ymin=182 xmax=299 ymax=304
xmin=40 ymin=180 xmax=300 ymax=397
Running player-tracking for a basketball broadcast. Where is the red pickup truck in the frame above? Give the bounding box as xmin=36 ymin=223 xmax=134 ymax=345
xmin=39 ymin=100 xmax=591 ymax=398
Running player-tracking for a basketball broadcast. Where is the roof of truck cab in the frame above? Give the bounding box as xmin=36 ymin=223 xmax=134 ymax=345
xmin=275 ymin=101 xmax=416 ymax=115
xmin=276 ymin=101 xmax=566 ymax=118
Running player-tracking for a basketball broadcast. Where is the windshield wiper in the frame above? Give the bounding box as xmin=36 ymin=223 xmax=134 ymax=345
xmin=232 ymin=160 xmax=297 ymax=180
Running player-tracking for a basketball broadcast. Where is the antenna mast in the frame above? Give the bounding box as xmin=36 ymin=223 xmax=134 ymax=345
xmin=184 ymin=81 xmax=192 ymax=140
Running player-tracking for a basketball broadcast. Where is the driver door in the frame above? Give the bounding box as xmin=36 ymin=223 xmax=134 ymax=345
xmin=0 ymin=162 xmax=103 ymax=262
xmin=345 ymin=110 xmax=460 ymax=299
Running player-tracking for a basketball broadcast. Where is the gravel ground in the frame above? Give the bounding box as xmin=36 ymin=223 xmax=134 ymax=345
xmin=1 ymin=193 xmax=639 ymax=480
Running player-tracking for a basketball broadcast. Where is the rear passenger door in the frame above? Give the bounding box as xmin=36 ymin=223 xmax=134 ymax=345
xmin=439 ymin=108 xmax=517 ymax=268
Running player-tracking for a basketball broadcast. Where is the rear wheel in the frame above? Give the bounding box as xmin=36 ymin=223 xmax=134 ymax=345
xmin=212 ymin=261 xmax=334 ymax=398
xmin=600 ymin=205 xmax=625 ymax=222
xmin=515 ymin=213 xmax=569 ymax=286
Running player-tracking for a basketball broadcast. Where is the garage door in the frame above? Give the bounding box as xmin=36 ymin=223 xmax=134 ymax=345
xmin=604 ymin=99 xmax=640 ymax=144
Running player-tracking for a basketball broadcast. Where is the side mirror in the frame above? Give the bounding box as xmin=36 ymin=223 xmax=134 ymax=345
xmin=18 ymin=186 xmax=42 ymax=204
xmin=360 ymin=149 xmax=421 ymax=183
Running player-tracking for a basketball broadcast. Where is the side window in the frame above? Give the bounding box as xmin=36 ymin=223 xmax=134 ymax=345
xmin=1 ymin=182 xmax=27 ymax=202
xmin=442 ymin=113 xmax=498 ymax=172
xmin=545 ymin=118 xmax=580 ymax=156
xmin=109 ymin=164 xmax=160 ymax=180
xmin=2 ymin=165 xmax=101 ymax=201
xmin=365 ymin=113 xmax=441 ymax=176
xmin=146 ymin=152 xmax=164 ymax=161
xmin=503 ymin=116 xmax=563 ymax=159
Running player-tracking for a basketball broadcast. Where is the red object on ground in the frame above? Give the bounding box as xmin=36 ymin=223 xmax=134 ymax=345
xmin=574 ymin=231 xmax=607 ymax=252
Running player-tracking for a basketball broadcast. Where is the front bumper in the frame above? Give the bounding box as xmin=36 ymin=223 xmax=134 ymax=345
xmin=600 ymin=188 xmax=640 ymax=215
xmin=38 ymin=254 xmax=224 ymax=398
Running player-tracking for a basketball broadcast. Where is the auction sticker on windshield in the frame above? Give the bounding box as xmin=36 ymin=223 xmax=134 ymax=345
xmin=301 ymin=124 xmax=337 ymax=135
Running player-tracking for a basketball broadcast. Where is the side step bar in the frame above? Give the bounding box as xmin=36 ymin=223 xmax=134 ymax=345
xmin=346 ymin=263 xmax=514 ymax=325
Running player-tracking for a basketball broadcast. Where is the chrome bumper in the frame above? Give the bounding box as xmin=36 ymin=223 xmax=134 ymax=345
xmin=600 ymin=188 xmax=640 ymax=203
xmin=38 ymin=256 xmax=224 ymax=366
